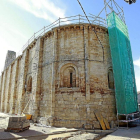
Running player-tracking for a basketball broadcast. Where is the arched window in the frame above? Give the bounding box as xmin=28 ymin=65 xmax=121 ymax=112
xmin=60 ymin=63 xmax=79 ymax=88
xmin=108 ymin=69 xmax=114 ymax=89
xmin=27 ymin=76 xmax=32 ymax=92
xmin=63 ymin=66 xmax=76 ymax=87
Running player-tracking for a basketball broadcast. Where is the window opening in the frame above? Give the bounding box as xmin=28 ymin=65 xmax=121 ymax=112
xmin=70 ymin=73 xmax=72 ymax=87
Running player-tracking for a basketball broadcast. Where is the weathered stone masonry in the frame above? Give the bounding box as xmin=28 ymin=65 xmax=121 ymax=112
xmin=0 ymin=24 xmax=116 ymax=129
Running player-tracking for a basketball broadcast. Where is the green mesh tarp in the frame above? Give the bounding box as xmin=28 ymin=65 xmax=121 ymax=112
xmin=107 ymin=11 xmax=138 ymax=114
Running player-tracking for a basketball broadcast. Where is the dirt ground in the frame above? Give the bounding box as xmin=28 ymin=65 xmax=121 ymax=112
xmin=1 ymin=113 xmax=140 ymax=140
xmin=0 ymin=112 xmax=102 ymax=140
xmin=18 ymin=132 xmax=99 ymax=140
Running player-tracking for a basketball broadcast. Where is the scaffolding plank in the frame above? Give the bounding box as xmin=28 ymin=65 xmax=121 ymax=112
xmin=95 ymin=110 xmax=106 ymax=130
xmin=104 ymin=118 xmax=110 ymax=130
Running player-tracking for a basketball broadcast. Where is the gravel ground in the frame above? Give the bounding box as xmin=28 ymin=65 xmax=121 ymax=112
xmin=67 ymin=132 xmax=98 ymax=140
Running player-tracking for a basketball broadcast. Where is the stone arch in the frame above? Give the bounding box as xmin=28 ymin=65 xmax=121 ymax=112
xmin=59 ymin=63 xmax=79 ymax=88
xmin=108 ymin=68 xmax=114 ymax=89
xmin=27 ymin=76 xmax=32 ymax=93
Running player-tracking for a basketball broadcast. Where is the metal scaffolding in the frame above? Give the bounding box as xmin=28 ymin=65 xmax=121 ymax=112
xmin=104 ymin=0 xmax=139 ymax=128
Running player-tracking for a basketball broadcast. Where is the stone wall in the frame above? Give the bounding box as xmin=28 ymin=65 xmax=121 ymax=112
xmin=4 ymin=50 xmax=16 ymax=70
xmin=0 ymin=24 xmax=116 ymax=129
xmin=51 ymin=25 xmax=116 ymax=128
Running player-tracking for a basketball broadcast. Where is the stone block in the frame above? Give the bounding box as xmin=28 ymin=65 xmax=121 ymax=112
xmin=93 ymin=121 xmax=101 ymax=129
xmin=5 ymin=116 xmax=30 ymax=132
xmin=84 ymin=124 xmax=93 ymax=130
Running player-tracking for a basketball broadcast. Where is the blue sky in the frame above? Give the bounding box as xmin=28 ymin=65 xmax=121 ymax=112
xmin=0 ymin=0 xmax=140 ymax=90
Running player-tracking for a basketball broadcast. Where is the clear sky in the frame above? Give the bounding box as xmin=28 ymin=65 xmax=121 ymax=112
xmin=0 ymin=0 xmax=140 ymax=90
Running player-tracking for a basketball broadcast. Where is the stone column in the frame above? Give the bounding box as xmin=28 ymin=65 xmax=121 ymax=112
xmin=51 ymin=29 xmax=58 ymax=124
xmin=84 ymin=25 xmax=90 ymax=100
xmin=5 ymin=66 xmax=12 ymax=113
xmin=10 ymin=60 xmax=19 ymax=114
xmin=1 ymin=70 xmax=7 ymax=112
xmin=31 ymin=38 xmax=43 ymax=120
xmin=16 ymin=50 xmax=29 ymax=114
xmin=0 ymin=73 xmax=4 ymax=111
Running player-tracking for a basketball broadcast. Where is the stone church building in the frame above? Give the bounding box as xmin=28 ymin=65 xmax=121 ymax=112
xmin=0 ymin=23 xmax=116 ymax=129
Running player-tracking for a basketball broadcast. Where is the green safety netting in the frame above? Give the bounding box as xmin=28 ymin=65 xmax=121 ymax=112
xmin=107 ymin=11 xmax=138 ymax=114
